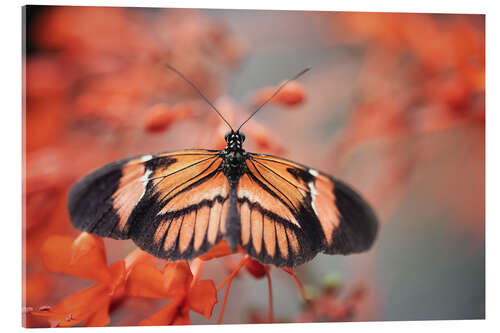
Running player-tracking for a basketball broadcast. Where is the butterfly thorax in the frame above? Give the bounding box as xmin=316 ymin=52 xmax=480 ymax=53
xmin=221 ymin=131 xmax=248 ymax=182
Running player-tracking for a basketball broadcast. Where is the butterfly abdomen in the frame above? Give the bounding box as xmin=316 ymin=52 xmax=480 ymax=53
xmin=225 ymin=183 xmax=242 ymax=251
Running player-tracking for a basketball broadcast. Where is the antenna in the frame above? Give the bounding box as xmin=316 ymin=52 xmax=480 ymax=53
xmin=236 ymin=67 xmax=310 ymax=132
xmin=164 ymin=63 xmax=234 ymax=131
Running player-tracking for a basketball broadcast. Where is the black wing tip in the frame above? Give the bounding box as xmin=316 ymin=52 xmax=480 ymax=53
xmin=327 ymin=178 xmax=379 ymax=255
xmin=67 ymin=159 xmax=130 ymax=237
xmin=67 ymin=160 xmax=124 ymax=213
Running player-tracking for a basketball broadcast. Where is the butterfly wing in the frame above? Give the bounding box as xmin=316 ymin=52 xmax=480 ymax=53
xmin=234 ymin=153 xmax=378 ymax=267
xmin=68 ymin=149 xmax=230 ymax=260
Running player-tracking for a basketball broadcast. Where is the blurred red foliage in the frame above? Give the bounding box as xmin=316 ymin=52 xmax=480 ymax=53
xmin=143 ymin=102 xmax=195 ymax=133
xmin=320 ymin=12 xmax=484 ymax=229
xmin=23 ymin=6 xmax=483 ymax=327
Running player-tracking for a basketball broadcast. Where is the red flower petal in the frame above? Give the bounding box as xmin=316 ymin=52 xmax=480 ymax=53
xmin=126 ymin=263 xmax=170 ymax=299
xmin=84 ymin=298 xmax=111 ymax=327
xmin=32 ymin=284 xmax=110 ymax=327
xmin=198 ymin=239 xmax=234 ymax=261
xmin=41 ymin=233 xmax=111 ymax=283
xmin=162 ymin=262 xmax=193 ymax=295
xmin=245 ymin=259 xmax=268 ymax=279
xmin=187 ymin=280 xmax=217 ymax=318
xmin=124 ymin=248 xmax=157 ymax=271
xmin=108 ymin=260 xmax=127 ymax=295
xmin=139 ymin=296 xmax=184 ymax=326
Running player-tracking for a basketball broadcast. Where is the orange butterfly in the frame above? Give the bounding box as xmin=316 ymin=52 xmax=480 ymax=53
xmin=68 ymin=65 xmax=378 ymax=267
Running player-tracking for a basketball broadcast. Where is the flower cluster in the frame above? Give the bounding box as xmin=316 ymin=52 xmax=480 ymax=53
xmin=26 ymin=233 xmax=316 ymax=327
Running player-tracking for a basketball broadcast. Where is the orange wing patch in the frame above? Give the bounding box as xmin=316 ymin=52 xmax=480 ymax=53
xmin=246 ymin=159 xmax=308 ymax=215
xmin=275 ymin=222 xmax=289 ymax=259
xmin=251 ymin=209 xmax=263 ymax=254
xmin=112 ymin=159 xmax=150 ymax=233
xmin=309 ymin=175 xmax=341 ymax=245
xmin=163 ymin=216 xmax=183 ymax=252
xmin=153 ymin=217 xmax=172 ymax=245
xmin=286 ymin=227 xmax=300 ymax=254
xmin=149 ymin=163 xmax=230 ymax=256
xmin=237 ymin=198 xmax=302 ymax=264
xmin=263 ymin=215 xmax=276 ymax=257
xmin=154 ymin=156 xmax=223 ymax=212
xmin=194 ymin=206 xmax=210 ymax=251
xmin=219 ymin=200 xmax=229 ymax=234
xmin=207 ymin=200 xmax=223 ymax=244
xmin=240 ymin=201 xmax=251 ymax=245
xmin=158 ymin=170 xmax=228 ymax=214
xmin=237 ymin=173 xmax=299 ymax=227
xmin=179 ymin=210 xmax=196 ymax=253
xmin=151 ymin=197 xmax=229 ymax=256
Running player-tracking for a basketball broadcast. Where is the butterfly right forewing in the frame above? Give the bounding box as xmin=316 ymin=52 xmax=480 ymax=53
xmin=232 ymin=153 xmax=378 ymax=267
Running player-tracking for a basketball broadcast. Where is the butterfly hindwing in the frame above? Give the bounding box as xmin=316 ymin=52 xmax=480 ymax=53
xmin=68 ymin=149 xmax=230 ymax=260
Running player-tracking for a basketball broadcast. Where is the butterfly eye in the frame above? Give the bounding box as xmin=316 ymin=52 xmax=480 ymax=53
xmin=239 ymin=132 xmax=246 ymax=142
xmin=224 ymin=132 xmax=231 ymax=142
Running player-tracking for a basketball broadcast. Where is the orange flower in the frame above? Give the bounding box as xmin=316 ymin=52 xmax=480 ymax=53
xmin=252 ymin=81 xmax=306 ymax=107
xmin=143 ymin=102 xmax=195 ymax=133
xmin=198 ymin=239 xmax=235 ymax=261
xmin=125 ymin=260 xmax=217 ymax=325
xmin=31 ymin=233 xmax=127 ymax=327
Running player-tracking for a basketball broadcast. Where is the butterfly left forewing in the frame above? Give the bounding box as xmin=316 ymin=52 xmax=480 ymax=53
xmin=68 ymin=149 xmax=230 ymax=260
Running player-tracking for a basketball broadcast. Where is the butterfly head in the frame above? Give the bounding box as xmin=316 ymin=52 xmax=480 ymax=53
xmin=224 ymin=131 xmax=245 ymax=151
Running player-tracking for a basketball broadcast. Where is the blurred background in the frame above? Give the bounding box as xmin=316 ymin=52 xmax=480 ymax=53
xmin=23 ymin=5 xmax=484 ymax=326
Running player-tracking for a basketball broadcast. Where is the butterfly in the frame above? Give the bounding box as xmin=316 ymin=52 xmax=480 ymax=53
xmin=68 ymin=65 xmax=379 ymax=267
